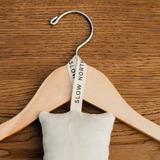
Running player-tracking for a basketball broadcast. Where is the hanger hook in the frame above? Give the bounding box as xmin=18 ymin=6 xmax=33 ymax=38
xmin=50 ymin=10 xmax=93 ymax=56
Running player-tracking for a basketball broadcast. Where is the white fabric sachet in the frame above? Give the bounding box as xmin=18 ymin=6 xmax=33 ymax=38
xmin=39 ymin=56 xmax=115 ymax=160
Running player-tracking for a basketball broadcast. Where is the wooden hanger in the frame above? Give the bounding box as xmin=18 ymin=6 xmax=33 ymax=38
xmin=0 ymin=10 xmax=160 ymax=142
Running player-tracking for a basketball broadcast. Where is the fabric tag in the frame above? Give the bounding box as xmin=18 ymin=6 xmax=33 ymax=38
xmin=67 ymin=56 xmax=87 ymax=111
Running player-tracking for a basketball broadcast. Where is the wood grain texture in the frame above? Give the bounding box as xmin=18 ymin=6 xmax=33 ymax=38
xmin=0 ymin=0 xmax=160 ymax=159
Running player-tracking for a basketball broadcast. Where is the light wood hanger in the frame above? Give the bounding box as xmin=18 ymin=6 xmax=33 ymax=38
xmin=0 ymin=10 xmax=160 ymax=142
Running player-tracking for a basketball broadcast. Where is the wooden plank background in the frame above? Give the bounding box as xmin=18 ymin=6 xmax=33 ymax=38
xmin=0 ymin=0 xmax=160 ymax=159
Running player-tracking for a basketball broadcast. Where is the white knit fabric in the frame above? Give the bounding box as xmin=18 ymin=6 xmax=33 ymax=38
xmin=39 ymin=110 xmax=115 ymax=160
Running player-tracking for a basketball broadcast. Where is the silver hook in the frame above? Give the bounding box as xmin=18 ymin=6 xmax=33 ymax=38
xmin=50 ymin=10 xmax=93 ymax=56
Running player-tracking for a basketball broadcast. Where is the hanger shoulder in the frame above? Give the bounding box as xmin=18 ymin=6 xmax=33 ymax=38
xmin=0 ymin=65 xmax=71 ymax=141
xmin=84 ymin=66 xmax=160 ymax=142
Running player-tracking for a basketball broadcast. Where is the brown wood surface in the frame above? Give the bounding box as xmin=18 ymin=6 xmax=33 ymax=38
xmin=0 ymin=0 xmax=160 ymax=159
